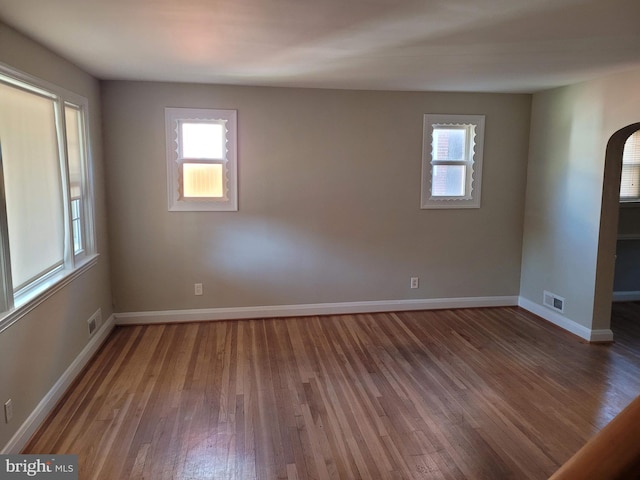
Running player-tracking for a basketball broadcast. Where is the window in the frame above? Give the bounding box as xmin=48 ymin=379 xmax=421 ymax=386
xmin=0 ymin=65 xmax=96 ymax=328
xmin=421 ymin=114 xmax=485 ymax=209
xmin=166 ymin=108 xmax=238 ymax=211
xmin=620 ymin=130 xmax=640 ymax=202
xmin=65 ymin=103 xmax=90 ymax=255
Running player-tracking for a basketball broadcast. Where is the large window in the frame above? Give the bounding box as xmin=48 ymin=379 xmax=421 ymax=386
xmin=165 ymin=108 xmax=238 ymax=211
xmin=0 ymin=65 xmax=96 ymax=329
xmin=421 ymin=114 xmax=485 ymax=209
xmin=620 ymin=129 xmax=640 ymax=202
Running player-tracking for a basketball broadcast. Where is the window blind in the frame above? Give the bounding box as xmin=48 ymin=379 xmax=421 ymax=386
xmin=620 ymin=130 xmax=640 ymax=199
xmin=0 ymin=82 xmax=65 ymax=289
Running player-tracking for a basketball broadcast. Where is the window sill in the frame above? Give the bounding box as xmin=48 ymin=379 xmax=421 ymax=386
xmin=421 ymin=200 xmax=481 ymax=209
xmin=0 ymin=253 xmax=99 ymax=334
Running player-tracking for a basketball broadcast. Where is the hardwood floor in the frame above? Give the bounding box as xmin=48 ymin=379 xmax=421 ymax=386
xmin=611 ymin=301 xmax=640 ymax=362
xmin=24 ymin=307 xmax=640 ymax=479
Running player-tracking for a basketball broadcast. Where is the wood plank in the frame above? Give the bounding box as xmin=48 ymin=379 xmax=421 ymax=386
xmin=23 ymin=306 xmax=640 ymax=479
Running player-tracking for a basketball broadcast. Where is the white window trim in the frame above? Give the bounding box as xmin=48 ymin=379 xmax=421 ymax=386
xmin=166 ymin=107 xmax=238 ymax=212
xmin=64 ymin=100 xmax=95 ymax=260
xmin=0 ymin=62 xmax=98 ymax=334
xmin=421 ymin=114 xmax=485 ymax=209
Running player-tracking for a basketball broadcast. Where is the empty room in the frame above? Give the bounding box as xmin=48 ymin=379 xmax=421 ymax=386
xmin=1 ymin=0 xmax=640 ymax=478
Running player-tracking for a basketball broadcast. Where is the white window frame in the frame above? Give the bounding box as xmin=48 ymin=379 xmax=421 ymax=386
xmin=166 ymin=107 xmax=238 ymax=212
xmin=0 ymin=63 xmax=97 ymax=333
xmin=421 ymin=114 xmax=485 ymax=209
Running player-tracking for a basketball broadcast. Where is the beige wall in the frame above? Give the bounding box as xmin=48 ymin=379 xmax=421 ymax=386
xmin=102 ymin=81 xmax=531 ymax=313
xmin=520 ymin=67 xmax=640 ymax=330
xmin=0 ymin=23 xmax=112 ymax=449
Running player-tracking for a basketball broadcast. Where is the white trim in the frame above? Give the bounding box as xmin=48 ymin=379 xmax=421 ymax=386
xmin=0 ymin=61 xmax=85 ymax=104
xmin=518 ymin=296 xmax=613 ymax=342
xmin=612 ymin=290 xmax=640 ymax=302
xmin=1 ymin=314 xmax=115 ymax=454
xmin=165 ymin=107 xmax=238 ymax=212
xmin=114 ymin=296 xmax=519 ymax=325
xmin=590 ymin=329 xmax=616 ymax=343
xmin=421 ymin=114 xmax=485 ymax=209
xmin=0 ymin=255 xmax=99 ymax=334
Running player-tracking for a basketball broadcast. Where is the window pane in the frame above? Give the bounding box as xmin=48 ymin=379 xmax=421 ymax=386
xmin=622 ymin=130 xmax=640 ymax=165
xmin=620 ymin=164 xmax=640 ymax=199
xmin=620 ymin=131 xmax=640 ymax=199
xmin=71 ymin=198 xmax=82 ymax=254
xmin=0 ymin=82 xmax=64 ymax=289
xmin=65 ymin=106 xmax=82 ymax=197
xmin=432 ymin=165 xmax=466 ymax=197
xmin=433 ymin=128 xmax=466 ymax=161
xmin=183 ymin=163 xmax=224 ymax=198
xmin=181 ymin=122 xmax=225 ymax=159
xmin=65 ymin=105 xmax=84 ymax=253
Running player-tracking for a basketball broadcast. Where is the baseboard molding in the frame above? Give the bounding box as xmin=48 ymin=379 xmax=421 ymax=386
xmin=115 ymin=296 xmax=520 ymax=325
xmin=589 ymin=329 xmax=616 ymax=343
xmin=2 ymin=314 xmax=116 ymax=454
xmin=518 ymin=297 xmax=613 ymax=342
xmin=612 ymin=291 xmax=640 ymax=302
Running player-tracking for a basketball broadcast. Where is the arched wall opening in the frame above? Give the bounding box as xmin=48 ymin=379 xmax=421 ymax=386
xmin=594 ymin=122 xmax=640 ymax=336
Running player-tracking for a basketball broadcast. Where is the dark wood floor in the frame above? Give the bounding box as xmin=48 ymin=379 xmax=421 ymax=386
xmin=24 ymin=306 xmax=640 ymax=479
xmin=610 ymin=301 xmax=640 ymax=362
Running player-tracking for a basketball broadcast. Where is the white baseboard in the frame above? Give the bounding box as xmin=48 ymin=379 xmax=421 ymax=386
xmin=518 ymin=297 xmax=613 ymax=342
xmin=589 ymin=329 xmax=616 ymax=342
xmin=612 ymin=291 xmax=640 ymax=302
xmin=2 ymin=314 xmax=116 ymax=454
xmin=115 ymin=296 xmax=520 ymax=325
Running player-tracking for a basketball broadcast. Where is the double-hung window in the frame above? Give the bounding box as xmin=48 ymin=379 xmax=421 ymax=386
xmin=0 ymin=64 xmax=96 ymax=329
xmin=619 ymin=129 xmax=640 ymax=202
xmin=421 ymin=114 xmax=485 ymax=209
xmin=166 ymin=108 xmax=238 ymax=211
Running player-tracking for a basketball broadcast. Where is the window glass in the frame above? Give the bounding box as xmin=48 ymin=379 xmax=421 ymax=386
xmin=183 ymin=163 xmax=224 ymax=198
xmin=181 ymin=122 xmax=225 ymax=159
xmin=620 ymin=130 xmax=640 ymax=200
xmin=65 ymin=105 xmax=84 ymax=254
xmin=432 ymin=165 xmax=466 ymax=197
xmin=433 ymin=128 xmax=466 ymax=161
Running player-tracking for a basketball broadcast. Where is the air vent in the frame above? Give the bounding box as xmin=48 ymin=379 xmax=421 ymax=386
xmin=543 ymin=290 xmax=565 ymax=313
xmin=88 ymin=317 xmax=97 ymax=335
xmin=87 ymin=308 xmax=102 ymax=336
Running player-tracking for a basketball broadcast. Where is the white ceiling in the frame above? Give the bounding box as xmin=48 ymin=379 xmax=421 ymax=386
xmin=0 ymin=0 xmax=639 ymax=93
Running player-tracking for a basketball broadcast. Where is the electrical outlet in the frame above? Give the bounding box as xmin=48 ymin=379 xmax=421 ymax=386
xmin=410 ymin=277 xmax=419 ymax=289
xmin=194 ymin=283 xmax=203 ymax=296
xmin=4 ymin=399 xmax=13 ymax=423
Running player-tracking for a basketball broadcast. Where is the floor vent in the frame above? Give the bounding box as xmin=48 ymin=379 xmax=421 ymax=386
xmin=543 ymin=290 xmax=565 ymax=314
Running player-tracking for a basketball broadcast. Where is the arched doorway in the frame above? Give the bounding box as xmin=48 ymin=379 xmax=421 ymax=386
xmin=594 ymin=123 xmax=640 ymax=338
